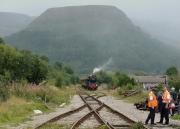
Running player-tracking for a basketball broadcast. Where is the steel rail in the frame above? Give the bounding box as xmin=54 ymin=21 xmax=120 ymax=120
xmin=71 ymin=104 xmax=107 ymax=129
xmin=36 ymin=104 xmax=87 ymax=129
xmin=88 ymin=94 xmax=149 ymax=129
xmin=77 ymin=94 xmax=114 ymax=129
xmin=36 ymin=90 xmax=149 ymax=129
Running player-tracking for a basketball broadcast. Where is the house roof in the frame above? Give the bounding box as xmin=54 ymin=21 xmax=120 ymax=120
xmin=133 ymin=76 xmax=167 ymax=83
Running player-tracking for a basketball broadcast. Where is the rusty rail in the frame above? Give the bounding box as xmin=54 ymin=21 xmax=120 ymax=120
xmin=36 ymin=104 xmax=87 ymax=128
xmin=36 ymin=91 xmax=149 ymax=129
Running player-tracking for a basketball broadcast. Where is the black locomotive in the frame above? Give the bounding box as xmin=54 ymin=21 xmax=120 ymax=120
xmin=81 ymin=75 xmax=98 ymax=90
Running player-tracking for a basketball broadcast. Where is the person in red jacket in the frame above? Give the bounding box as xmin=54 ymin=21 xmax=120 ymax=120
xmin=145 ymin=88 xmax=158 ymax=125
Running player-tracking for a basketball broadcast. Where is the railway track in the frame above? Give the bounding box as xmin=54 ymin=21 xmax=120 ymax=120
xmin=36 ymin=92 xmax=148 ymax=129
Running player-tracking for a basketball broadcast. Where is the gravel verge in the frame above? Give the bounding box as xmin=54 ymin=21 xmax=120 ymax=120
xmin=99 ymin=96 xmax=180 ymax=129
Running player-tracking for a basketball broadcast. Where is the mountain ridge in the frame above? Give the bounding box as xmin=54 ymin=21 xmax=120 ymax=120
xmin=5 ymin=5 xmax=180 ymax=73
xmin=0 ymin=12 xmax=34 ymax=37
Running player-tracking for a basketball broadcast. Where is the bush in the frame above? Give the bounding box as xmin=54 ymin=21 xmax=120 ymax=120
xmin=168 ymin=75 xmax=180 ymax=91
xmin=166 ymin=66 xmax=178 ymax=76
xmin=126 ymin=83 xmax=134 ymax=90
xmin=0 ymin=82 xmax=10 ymax=102
xmin=115 ymin=72 xmax=135 ymax=87
xmin=0 ymin=76 xmax=10 ymax=102
xmin=64 ymin=66 xmax=74 ymax=75
xmin=48 ymin=62 xmax=79 ymax=86
xmin=0 ymin=37 xmax=4 ymax=44
xmin=96 ymin=71 xmax=112 ymax=84
xmin=156 ymin=84 xmax=163 ymax=92
xmin=55 ymin=76 xmax=63 ymax=88
xmin=0 ymin=44 xmax=48 ymax=84
xmin=96 ymin=71 xmax=136 ymax=89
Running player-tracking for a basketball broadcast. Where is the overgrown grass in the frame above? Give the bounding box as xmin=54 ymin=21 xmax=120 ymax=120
xmin=10 ymin=83 xmax=76 ymax=105
xmin=115 ymin=87 xmax=148 ymax=103
xmin=0 ymin=96 xmax=48 ymax=125
xmin=123 ymin=91 xmax=147 ymax=103
xmin=0 ymin=83 xmax=76 ymax=126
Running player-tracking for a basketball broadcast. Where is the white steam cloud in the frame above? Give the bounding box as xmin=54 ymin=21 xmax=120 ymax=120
xmin=93 ymin=58 xmax=113 ymax=74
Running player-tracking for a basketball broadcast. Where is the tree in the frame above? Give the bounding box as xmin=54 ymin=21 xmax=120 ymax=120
xmin=54 ymin=62 xmax=63 ymax=70
xmin=26 ymin=57 xmax=48 ymax=84
xmin=0 ymin=37 xmax=4 ymax=44
xmin=96 ymin=71 xmax=112 ymax=84
xmin=168 ymin=76 xmax=180 ymax=91
xmin=40 ymin=55 xmax=49 ymax=62
xmin=64 ymin=66 xmax=74 ymax=75
xmin=166 ymin=66 xmax=178 ymax=76
xmin=55 ymin=76 xmax=63 ymax=88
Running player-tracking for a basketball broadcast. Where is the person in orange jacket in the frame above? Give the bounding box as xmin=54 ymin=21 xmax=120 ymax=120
xmin=145 ymin=88 xmax=158 ymax=125
xmin=158 ymin=86 xmax=171 ymax=125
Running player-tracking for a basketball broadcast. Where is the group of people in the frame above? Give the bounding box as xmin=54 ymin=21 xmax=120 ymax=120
xmin=145 ymin=86 xmax=174 ymax=125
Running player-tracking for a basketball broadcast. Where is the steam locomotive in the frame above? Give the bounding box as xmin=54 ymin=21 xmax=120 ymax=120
xmin=81 ymin=75 xmax=98 ymax=90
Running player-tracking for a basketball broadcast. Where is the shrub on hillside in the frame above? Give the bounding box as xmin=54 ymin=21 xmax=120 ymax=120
xmin=166 ymin=66 xmax=180 ymax=91
xmin=55 ymin=76 xmax=63 ymax=88
xmin=64 ymin=66 xmax=74 ymax=75
xmin=0 ymin=37 xmax=4 ymax=44
xmin=0 ymin=81 xmax=10 ymax=102
xmin=0 ymin=44 xmax=48 ymax=84
xmin=96 ymin=71 xmax=136 ymax=89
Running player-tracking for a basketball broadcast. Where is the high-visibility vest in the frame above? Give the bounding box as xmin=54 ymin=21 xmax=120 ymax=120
xmin=162 ymin=90 xmax=171 ymax=103
xmin=148 ymin=91 xmax=158 ymax=108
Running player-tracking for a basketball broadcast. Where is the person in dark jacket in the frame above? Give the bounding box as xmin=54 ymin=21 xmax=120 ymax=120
xmin=177 ymin=90 xmax=180 ymax=114
xmin=170 ymin=87 xmax=177 ymax=116
xmin=157 ymin=91 xmax=163 ymax=124
xmin=157 ymin=92 xmax=163 ymax=112
xmin=170 ymin=87 xmax=177 ymax=101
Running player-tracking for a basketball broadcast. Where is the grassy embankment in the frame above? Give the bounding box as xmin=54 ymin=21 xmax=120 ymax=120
xmin=116 ymin=89 xmax=148 ymax=103
xmin=171 ymin=114 xmax=180 ymax=120
xmin=0 ymin=83 xmax=76 ymax=126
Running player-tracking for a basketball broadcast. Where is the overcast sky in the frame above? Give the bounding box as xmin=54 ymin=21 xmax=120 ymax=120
xmin=0 ymin=0 xmax=180 ymax=23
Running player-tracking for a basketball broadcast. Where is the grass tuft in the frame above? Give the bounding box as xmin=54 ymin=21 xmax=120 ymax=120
xmin=131 ymin=122 xmax=145 ymax=129
xmin=171 ymin=114 xmax=180 ymax=120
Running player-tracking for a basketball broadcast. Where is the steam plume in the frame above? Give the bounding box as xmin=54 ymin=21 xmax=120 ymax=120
xmin=93 ymin=58 xmax=112 ymax=74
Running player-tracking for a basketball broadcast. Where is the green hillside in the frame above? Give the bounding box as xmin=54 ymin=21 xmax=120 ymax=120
xmin=0 ymin=12 xmax=34 ymax=37
xmin=5 ymin=5 xmax=180 ymax=73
